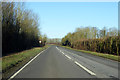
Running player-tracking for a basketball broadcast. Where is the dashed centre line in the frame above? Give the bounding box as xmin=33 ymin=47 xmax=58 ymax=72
xmin=62 ymin=52 xmax=64 ymax=54
xmin=56 ymin=46 xmax=96 ymax=76
xmin=65 ymin=55 xmax=71 ymax=59
xmin=56 ymin=47 xmax=71 ymax=59
xmin=74 ymin=61 xmax=96 ymax=76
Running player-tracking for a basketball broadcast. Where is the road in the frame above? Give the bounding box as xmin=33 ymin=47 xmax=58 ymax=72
xmin=9 ymin=45 xmax=119 ymax=79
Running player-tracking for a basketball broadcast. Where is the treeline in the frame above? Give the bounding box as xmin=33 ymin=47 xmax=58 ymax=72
xmin=61 ymin=27 xmax=120 ymax=55
xmin=2 ymin=2 xmax=46 ymax=56
xmin=47 ymin=38 xmax=61 ymax=44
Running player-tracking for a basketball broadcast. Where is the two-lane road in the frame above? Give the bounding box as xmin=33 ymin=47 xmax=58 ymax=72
xmin=9 ymin=45 xmax=119 ymax=79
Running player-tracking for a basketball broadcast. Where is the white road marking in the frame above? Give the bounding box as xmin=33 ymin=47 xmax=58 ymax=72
xmin=56 ymin=47 xmax=59 ymax=50
xmin=62 ymin=52 xmax=64 ymax=54
xmin=65 ymin=55 xmax=71 ymax=59
xmin=8 ymin=47 xmax=49 ymax=80
xmin=56 ymin=47 xmax=63 ymax=53
xmin=74 ymin=61 xmax=96 ymax=76
xmin=56 ymin=47 xmax=96 ymax=76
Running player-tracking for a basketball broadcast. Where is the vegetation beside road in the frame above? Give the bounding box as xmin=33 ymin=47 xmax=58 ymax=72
xmin=61 ymin=46 xmax=120 ymax=61
xmin=61 ymin=27 xmax=119 ymax=56
xmin=2 ymin=45 xmax=49 ymax=74
xmin=2 ymin=2 xmax=47 ymax=56
xmin=2 ymin=2 xmax=48 ymax=78
xmin=61 ymin=27 xmax=119 ymax=61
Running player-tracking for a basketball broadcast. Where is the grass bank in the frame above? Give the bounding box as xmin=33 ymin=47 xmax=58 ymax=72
xmin=2 ymin=45 xmax=49 ymax=78
xmin=61 ymin=46 xmax=120 ymax=62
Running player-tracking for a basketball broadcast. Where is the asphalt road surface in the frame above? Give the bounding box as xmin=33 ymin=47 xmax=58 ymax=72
xmin=9 ymin=45 xmax=119 ymax=79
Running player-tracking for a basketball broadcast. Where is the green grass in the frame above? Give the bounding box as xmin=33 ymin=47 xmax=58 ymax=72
xmin=2 ymin=45 xmax=49 ymax=73
xmin=61 ymin=46 xmax=120 ymax=62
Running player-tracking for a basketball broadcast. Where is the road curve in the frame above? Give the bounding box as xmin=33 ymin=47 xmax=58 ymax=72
xmin=10 ymin=45 xmax=119 ymax=79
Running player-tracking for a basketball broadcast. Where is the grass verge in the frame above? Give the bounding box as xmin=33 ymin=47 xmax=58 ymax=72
xmin=61 ymin=46 xmax=120 ymax=62
xmin=2 ymin=45 xmax=50 ymax=78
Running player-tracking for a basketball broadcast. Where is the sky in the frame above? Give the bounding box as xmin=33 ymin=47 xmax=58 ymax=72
xmin=25 ymin=2 xmax=118 ymax=38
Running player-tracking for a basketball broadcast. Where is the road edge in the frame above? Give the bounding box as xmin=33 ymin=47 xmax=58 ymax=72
xmin=7 ymin=47 xmax=50 ymax=80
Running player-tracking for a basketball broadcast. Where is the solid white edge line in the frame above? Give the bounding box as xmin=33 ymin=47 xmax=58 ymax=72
xmin=8 ymin=47 xmax=49 ymax=80
xmin=74 ymin=61 xmax=96 ymax=76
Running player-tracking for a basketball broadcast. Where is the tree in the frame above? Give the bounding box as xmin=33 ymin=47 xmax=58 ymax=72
xmin=2 ymin=2 xmax=41 ymax=56
xmin=61 ymin=26 xmax=119 ymax=55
